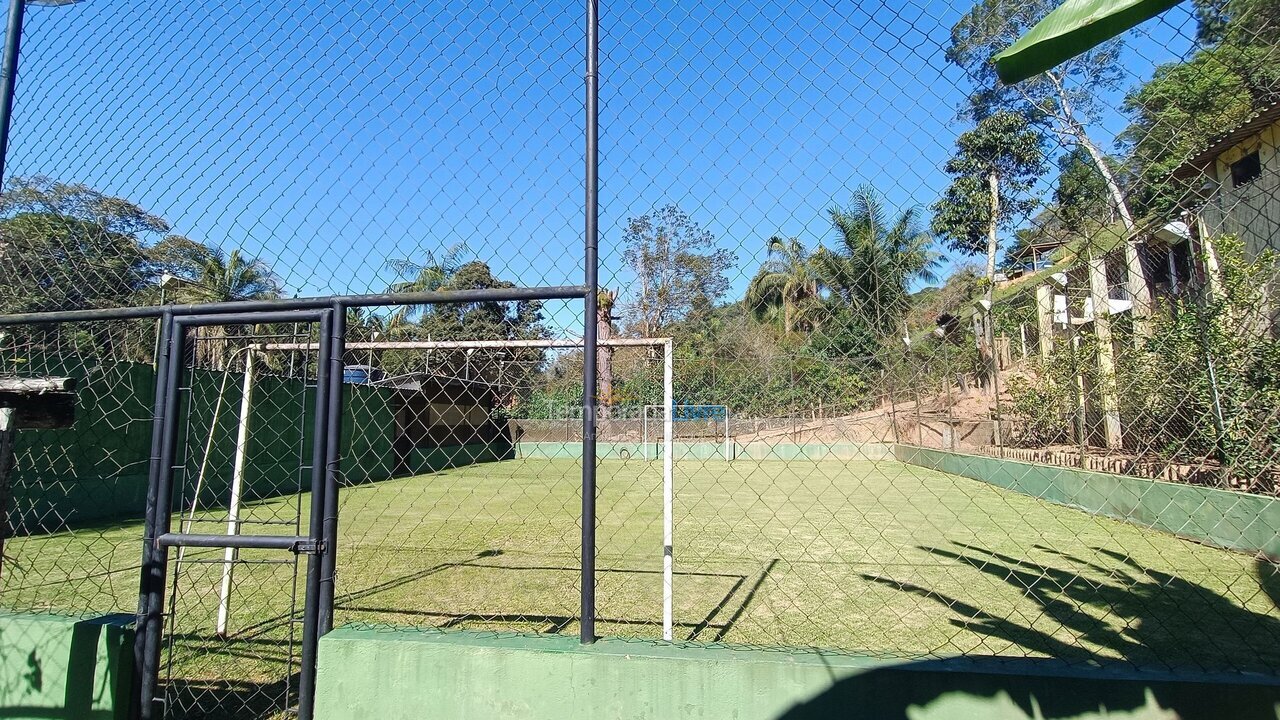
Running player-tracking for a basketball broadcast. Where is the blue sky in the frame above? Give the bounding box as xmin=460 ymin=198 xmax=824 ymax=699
xmin=11 ymin=0 xmax=1200 ymax=333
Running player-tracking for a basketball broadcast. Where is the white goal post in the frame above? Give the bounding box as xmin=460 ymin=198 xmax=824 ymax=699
xmin=250 ymin=336 xmax=678 ymax=641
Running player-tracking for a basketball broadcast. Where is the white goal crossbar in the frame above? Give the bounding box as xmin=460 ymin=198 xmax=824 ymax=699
xmin=253 ymin=336 xmax=678 ymax=640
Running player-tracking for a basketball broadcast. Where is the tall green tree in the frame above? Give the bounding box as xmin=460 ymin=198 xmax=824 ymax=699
xmin=746 ymin=236 xmax=824 ymax=335
xmin=933 ymin=112 xmax=1045 ymax=391
xmin=622 ymin=204 xmax=736 ymax=337
xmin=932 ymin=111 xmax=1046 ymax=286
xmin=0 ymin=177 xmax=167 ymax=314
xmin=816 ymin=187 xmax=940 ymax=337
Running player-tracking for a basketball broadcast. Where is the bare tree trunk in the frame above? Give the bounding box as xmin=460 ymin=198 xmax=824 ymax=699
xmin=1073 ymin=132 xmax=1153 ymax=341
xmin=597 ymin=290 xmax=616 ymax=419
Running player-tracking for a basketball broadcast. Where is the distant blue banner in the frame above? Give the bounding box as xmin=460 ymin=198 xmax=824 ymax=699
xmin=672 ymin=404 xmax=727 ymax=421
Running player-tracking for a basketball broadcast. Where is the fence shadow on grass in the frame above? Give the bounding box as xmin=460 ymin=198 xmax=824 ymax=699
xmin=862 ymin=539 xmax=1280 ymax=675
xmin=161 ymin=676 xmax=293 ymax=720
xmin=326 ymin=551 xmax=778 ymax=641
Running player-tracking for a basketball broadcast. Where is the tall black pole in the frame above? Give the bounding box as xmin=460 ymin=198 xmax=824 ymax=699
xmin=0 ymin=0 xmax=27 ymax=190
xmin=134 ymin=311 xmax=171 ymax=720
xmin=297 ymin=310 xmax=333 ymax=720
xmin=580 ymin=0 xmax=599 ymax=645
xmin=139 ymin=315 xmax=186 ymax=720
xmin=317 ymin=302 xmax=345 ymax=634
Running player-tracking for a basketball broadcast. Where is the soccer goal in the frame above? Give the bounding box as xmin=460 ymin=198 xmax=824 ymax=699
xmin=643 ymin=404 xmax=732 ymax=461
xmin=206 ymin=335 xmax=681 ymax=640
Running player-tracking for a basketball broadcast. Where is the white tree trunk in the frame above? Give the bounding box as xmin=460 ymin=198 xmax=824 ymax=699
xmin=1073 ymin=132 xmax=1153 ymax=340
xmin=1046 ymin=72 xmax=1153 ymax=341
xmin=980 ymin=171 xmax=1000 ymax=396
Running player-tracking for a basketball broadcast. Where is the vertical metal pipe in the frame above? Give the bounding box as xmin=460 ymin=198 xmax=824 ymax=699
xmin=579 ymin=0 xmax=600 ymax=645
xmin=139 ymin=315 xmax=185 ymax=720
xmin=134 ymin=312 xmax=171 ymax=720
xmin=0 ymin=0 xmax=26 ymax=191
xmin=297 ymin=311 xmax=333 ymax=720
xmin=318 ymin=302 xmax=346 ymax=634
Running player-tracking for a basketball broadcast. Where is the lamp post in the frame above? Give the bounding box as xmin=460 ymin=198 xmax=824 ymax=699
xmin=0 ymin=0 xmax=82 ymax=191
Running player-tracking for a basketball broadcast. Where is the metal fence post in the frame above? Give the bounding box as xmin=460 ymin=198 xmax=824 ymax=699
xmin=297 ymin=310 xmax=333 ymax=720
xmin=579 ymin=0 xmax=600 ymax=645
xmin=137 ymin=313 xmax=183 ymax=720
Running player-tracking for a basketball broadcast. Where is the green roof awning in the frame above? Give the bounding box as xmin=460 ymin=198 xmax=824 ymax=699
xmin=994 ymin=0 xmax=1183 ymax=84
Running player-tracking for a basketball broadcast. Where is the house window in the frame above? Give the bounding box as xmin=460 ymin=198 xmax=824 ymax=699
xmin=1230 ymin=151 xmax=1261 ymax=188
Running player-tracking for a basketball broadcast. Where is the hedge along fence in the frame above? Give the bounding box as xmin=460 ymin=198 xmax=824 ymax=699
xmin=9 ymin=361 xmax=399 ymax=531
xmin=894 ymin=445 xmax=1280 ymax=559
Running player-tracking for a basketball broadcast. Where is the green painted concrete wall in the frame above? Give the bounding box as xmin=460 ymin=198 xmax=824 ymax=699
xmin=406 ymin=441 xmax=514 ymax=475
xmin=894 ymin=445 xmax=1280 ymax=559
xmin=11 ymin=362 xmax=399 ymax=529
xmin=315 ymin=627 xmax=1280 ymax=720
xmin=0 ymin=612 xmax=134 ymax=720
xmin=516 ymin=441 xmax=893 ymax=462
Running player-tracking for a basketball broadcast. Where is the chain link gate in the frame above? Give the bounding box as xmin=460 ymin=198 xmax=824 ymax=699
xmin=137 ymin=308 xmax=344 ymax=720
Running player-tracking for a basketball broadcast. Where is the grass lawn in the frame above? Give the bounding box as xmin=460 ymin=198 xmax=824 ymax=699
xmin=5 ymin=457 xmax=1279 ymax=715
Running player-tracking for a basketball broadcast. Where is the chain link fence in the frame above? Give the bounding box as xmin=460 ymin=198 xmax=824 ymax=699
xmin=1 ymin=0 xmax=1278 ymax=717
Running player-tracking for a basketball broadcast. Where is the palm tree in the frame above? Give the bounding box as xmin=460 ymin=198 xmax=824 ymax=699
xmin=180 ymin=250 xmax=281 ymax=304
xmin=385 ymin=243 xmax=469 ymax=325
xmin=746 ymin=236 xmax=824 ymax=335
xmin=813 ymin=186 xmax=939 ymax=336
xmin=149 ymin=237 xmax=283 ymax=367
xmin=150 ymin=237 xmax=282 ymax=304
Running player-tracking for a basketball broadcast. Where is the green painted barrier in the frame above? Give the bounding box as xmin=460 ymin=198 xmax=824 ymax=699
xmin=515 ymin=441 xmax=893 ymax=461
xmin=315 ymin=626 xmax=1280 ymax=720
xmin=406 ymin=442 xmax=515 ymax=475
xmin=0 ymin=612 xmax=135 ymax=720
xmin=10 ymin=362 xmax=399 ymax=529
xmin=894 ymin=445 xmax=1280 ymax=559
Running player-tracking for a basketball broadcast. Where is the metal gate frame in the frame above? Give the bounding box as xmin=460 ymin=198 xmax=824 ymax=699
xmin=135 ymin=308 xmax=340 ymax=720
xmin=95 ymin=287 xmax=591 ymax=720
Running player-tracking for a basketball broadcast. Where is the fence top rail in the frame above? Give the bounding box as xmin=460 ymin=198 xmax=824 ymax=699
xmin=0 ymin=286 xmax=590 ymax=326
xmin=259 ymin=338 xmax=673 ymax=351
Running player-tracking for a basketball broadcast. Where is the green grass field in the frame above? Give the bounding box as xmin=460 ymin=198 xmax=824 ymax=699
xmin=5 ymin=457 xmax=1279 ymax=714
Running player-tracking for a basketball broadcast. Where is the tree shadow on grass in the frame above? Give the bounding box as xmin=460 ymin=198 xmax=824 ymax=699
xmin=863 ymin=539 xmax=1280 ymax=675
xmin=776 ymin=655 xmax=1280 ymax=720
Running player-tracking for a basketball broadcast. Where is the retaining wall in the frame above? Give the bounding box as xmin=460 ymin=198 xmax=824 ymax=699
xmin=894 ymin=445 xmax=1280 ymax=558
xmin=314 ymin=626 xmax=1280 ymax=720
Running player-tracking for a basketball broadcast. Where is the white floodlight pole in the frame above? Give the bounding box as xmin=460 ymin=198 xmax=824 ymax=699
xmin=216 ymin=346 xmax=256 ymax=637
xmin=662 ymin=338 xmax=673 ymax=641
